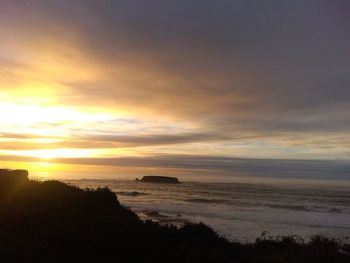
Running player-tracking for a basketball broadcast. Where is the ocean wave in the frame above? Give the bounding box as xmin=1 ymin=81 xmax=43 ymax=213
xmin=329 ymin=207 xmax=342 ymax=213
xmin=138 ymin=210 xmax=191 ymax=225
xmin=116 ymin=191 xmax=147 ymax=197
xmin=186 ymin=198 xmax=227 ymax=204
xmin=141 ymin=210 xmax=169 ymax=218
xmin=268 ymin=204 xmax=309 ymax=211
xmin=268 ymin=204 xmax=345 ymax=214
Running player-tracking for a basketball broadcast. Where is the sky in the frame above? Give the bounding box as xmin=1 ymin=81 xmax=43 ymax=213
xmin=0 ymin=0 xmax=349 ymax=181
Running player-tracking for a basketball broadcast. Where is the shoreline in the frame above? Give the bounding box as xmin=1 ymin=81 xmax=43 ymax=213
xmin=0 ymin=174 xmax=349 ymax=262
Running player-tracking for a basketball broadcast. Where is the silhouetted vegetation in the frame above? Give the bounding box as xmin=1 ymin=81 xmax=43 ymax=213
xmin=0 ymin=172 xmax=349 ymax=262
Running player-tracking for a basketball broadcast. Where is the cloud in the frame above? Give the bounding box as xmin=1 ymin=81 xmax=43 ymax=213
xmin=0 ymin=0 xmax=349 ymax=160
xmin=0 ymin=132 xmax=231 ymax=150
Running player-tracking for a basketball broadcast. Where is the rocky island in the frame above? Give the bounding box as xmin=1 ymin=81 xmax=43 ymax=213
xmin=135 ymin=175 xmax=180 ymax=184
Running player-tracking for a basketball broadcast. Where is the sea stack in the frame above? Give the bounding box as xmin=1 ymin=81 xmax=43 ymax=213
xmin=136 ymin=176 xmax=180 ymax=184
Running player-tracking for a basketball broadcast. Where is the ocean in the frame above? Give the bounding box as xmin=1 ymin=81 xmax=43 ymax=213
xmin=64 ymin=179 xmax=350 ymax=242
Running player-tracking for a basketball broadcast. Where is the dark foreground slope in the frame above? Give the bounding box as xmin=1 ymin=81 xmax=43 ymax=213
xmin=0 ymin=175 xmax=349 ymax=263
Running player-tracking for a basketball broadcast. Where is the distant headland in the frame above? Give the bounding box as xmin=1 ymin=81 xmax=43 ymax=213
xmin=135 ymin=175 xmax=180 ymax=184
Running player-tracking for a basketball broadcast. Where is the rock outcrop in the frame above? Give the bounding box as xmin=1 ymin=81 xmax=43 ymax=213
xmin=136 ymin=176 xmax=180 ymax=184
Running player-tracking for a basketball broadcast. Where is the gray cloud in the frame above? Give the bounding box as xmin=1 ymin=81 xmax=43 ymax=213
xmin=0 ymin=132 xmax=231 ymax=150
xmin=0 ymin=0 xmax=349 ymax=159
xmin=78 ymin=133 xmax=228 ymax=146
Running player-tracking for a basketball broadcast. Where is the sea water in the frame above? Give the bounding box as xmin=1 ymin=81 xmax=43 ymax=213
xmin=65 ymin=179 xmax=350 ymax=242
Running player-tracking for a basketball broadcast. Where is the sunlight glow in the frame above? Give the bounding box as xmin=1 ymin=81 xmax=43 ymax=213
xmin=0 ymin=148 xmax=98 ymax=160
xmin=0 ymin=103 xmax=117 ymax=138
xmin=0 ymin=103 xmax=113 ymax=126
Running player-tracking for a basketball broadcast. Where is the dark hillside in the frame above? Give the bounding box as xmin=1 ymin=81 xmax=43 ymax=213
xmin=0 ymin=171 xmax=348 ymax=263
